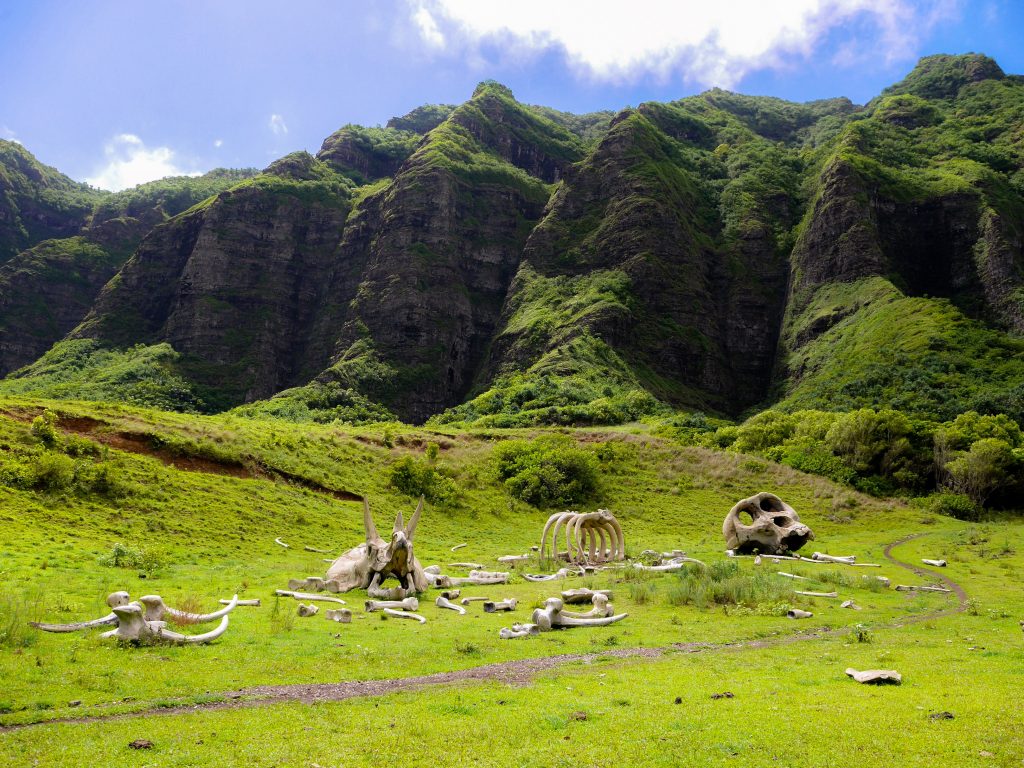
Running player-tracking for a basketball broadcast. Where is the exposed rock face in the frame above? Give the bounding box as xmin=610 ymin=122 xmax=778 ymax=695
xmin=6 ymin=56 xmax=1024 ymax=424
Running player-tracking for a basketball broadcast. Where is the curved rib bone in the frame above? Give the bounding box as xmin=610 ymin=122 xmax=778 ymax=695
xmin=155 ymin=615 xmax=230 ymax=644
xmin=540 ymin=512 xmax=573 ymax=560
xmin=304 ymin=545 xmax=332 ymax=553
xmin=275 ymin=590 xmax=347 ymax=605
xmin=450 ymin=543 xmax=467 ymax=552
xmin=365 ymin=597 xmax=419 ymax=612
xmin=435 ymin=596 xmax=466 ymax=614
xmin=382 ymin=608 xmax=426 ymax=623
xmin=483 ymin=598 xmax=517 ymax=613
xmin=138 ymin=594 xmax=239 ymax=624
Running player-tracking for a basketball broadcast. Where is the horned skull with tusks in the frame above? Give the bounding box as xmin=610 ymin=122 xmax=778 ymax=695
xmin=723 ymin=492 xmax=814 ymax=555
xmin=325 ymin=497 xmax=428 ymax=599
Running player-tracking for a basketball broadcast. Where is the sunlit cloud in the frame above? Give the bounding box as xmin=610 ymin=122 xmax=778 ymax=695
xmin=269 ymin=113 xmax=289 ymax=135
xmin=408 ymin=0 xmax=961 ymax=87
xmin=214 ymin=138 xmax=224 ymax=148
xmin=85 ymin=133 xmax=199 ymax=191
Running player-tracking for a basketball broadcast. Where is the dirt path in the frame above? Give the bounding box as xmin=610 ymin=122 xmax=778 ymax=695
xmin=0 ymin=536 xmax=967 ymax=733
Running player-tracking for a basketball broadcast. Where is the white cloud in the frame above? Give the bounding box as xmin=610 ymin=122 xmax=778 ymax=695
xmin=1 ymin=125 xmax=20 ymax=144
xmin=85 ymin=134 xmax=200 ymax=192
xmin=214 ymin=138 xmax=224 ymax=148
xmin=269 ymin=113 xmax=289 ymax=135
xmin=409 ymin=0 xmax=960 ymax=87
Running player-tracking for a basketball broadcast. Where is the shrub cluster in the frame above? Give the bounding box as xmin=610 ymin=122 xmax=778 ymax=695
xmin=387 ymin=455 xmax=460 ymax=505
xmin=491 ymin=437 xmax=598 ymax=506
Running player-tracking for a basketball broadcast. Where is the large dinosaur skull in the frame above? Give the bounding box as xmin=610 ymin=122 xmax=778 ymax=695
xmin=325 ymin=497 xmax=428 ymax=598
xmin=723 ymin=493 xmax=813 ymax=555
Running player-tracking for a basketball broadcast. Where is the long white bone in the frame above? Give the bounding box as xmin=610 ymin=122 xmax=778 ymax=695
xmin=922 ymin=559 xmax=947 ymax=567
xmin=382 ymin=608 xmax=426 ymax=623
xmin=811 ymin=553 xmax=856 ymax=564
xmin=497 ymin=554 xmax=530 ymax=563
xmin=138 ymin=594 xmax=238 ymax=623
xmin=365 ymin=597 xmax=419 ymax=612
xmin=221 ymin=598 xmax=261 ymax=606
xmin=29 ymin=591 xmax=130 ymax=633
xmin=460 ymin=596 xmax=491 ymax=605
xmin=483 ymin=598 xmax=517 ymax=613
xmin=561 ymin=588 xmax=612 ymax=605
xmin=275 ymin=590 xmax=346 ymax=605
xmin=274 ymin=537 xmax=290 ymax=548
xmin=435 ymin=596 xmax=466 ymax=614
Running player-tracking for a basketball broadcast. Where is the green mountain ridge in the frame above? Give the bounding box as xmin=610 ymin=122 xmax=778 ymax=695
xmin=1 ymin=53 xmax=1022 ymax=433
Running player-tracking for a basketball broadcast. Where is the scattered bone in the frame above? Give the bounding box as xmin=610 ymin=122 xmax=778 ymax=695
xmin=633 ymin=555 xmax=706 ymax=572
xmin=540 ymin=509 xmax=625 ymax=565
xmin=794 ymin=590 xmax=839 ymax=598
xmin=424 ymin=565 xmax=442 ymax=574
xmin=483 ymin=599 xmax=517 ymax=613
xmin=30 ymin=612 xmax=119 ymax=633
xmin=841 ymin=600 xmax=862 ymax=610
xmin=497 ymin=554 xmax=530 ymax=563
xmin=440 ymin=589 xmax=461 ymax=600
xmin=787 ymin=609 xmax=813 ymax=619
xmin=811 ymin=552 xmax=856 ymax=564
xmin=895 ymin=585 xmax=951 ymax=593
xmin=274 ymin=537 xmax=290 ymax=549
xmin=365 ymin=597 xmax=420 ymax=612
xmin=382 ymin=608 xmax=426 ymax=623
xmin=561 ymin=594 xmax=613 ymax=619
xmin=221 ymin=598 xmax=260 ymax=606
xmin=754 ymin=555 xmax=762 ymax=565
xmin=499 ymin=623 xmax=539 ymax=639
xmin=561 ymin=588 xmax=612 ymax=605
xmin=439 ymin=570 xmax=510 ymax=587
xmin=523 ymin=567 xmax=583 ymax=582
xmin=435 ymin=596 xmax=466 ymax=614
xmin=450 ymin=543 xmax=467 ymax=552
xmin=325 ymin=608 xmax=352 ymax=623
xmin=275 ymin=590 xmax=347 ymax=605
xmin=460 ymin=597 xmax=491 ymax=605
xmin=723 ymin=493 xmax=813 ymax=555
xmin=531 ymin=597 xmax=627 ymax=630
xmin=288 ymin=576 xmax=327 ymax=592
xmin=138 ymin=594 xmax=238 ymax=624
xmin=304 ymin=545 xmax=332 ymax=554
xmin=449 ymin=562 xmax=484 ymax=569
xmin=366 ymin=583 xmax=411 ymax=600
xmin=845 ymin=668 xmax=901 ymax=685
xmin=107 ymin=591 xmax=130 ymax=608
xmin=101 ymin=604 xmax=229 ymax=645
xmin=726 ymin=550 xmax=800 ymax=561
xmin=297 ymin=603 xmax=319 ymax=617
xmin=922 ymin=559 xmax=947 ymax=568
xmin=869 ymin=575 xmax=891 ymax=587
xmin=777 ymin=571 xmax=810 ymax=581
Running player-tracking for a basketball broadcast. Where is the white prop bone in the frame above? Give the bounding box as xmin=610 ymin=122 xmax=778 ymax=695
xmin=275 ymin=590 xmax=346 ymax=605
xmin=633 ymin=556 xmax=705 ymax=572
xmin=222 ymin=598 xmax=261 ymax=606
xmin=138 ymin=594 xmax=239 ymax=624
xmin=439 ymin=570 xmax=510 ymax=587
xmin=522 ymin=567 xmax=582 ymax=582
xmin=449 ymin=562 xmax=484 ymax=569
xmin=540 ymin=509 xmax=625 ymax=565
xmin=497 ymin=554 xmax=530 ymax=563
xmin=560 ymin=594 xmax=613 ymax=619
xmin=297 ymin=603 xmax=319 ymax=617
xmin=382 ymin=608 xmax=426 ymax=623
xmin=787 ymin=609 xmax=813 ymax=619
xmin=531 ymin=598 xmax=627 ymax=631
xmin=450 ymin=543 xmax=467 ymax=552
xmin=304 ymin=545 xmax=332 ymax=554
xmin=320 ymin=496 xmax=429 ymax=596
xmin=325 ymin=608 xmax=352 ymax=623
xmin=499 ymin=623 xmax=539 ymax=639
xmin=365 ymin=597 xmax=420 ymax=612
xmin=460 ymin=597 xmax=491 ymax=605
xmin=483 ymin=599 xmax=517 ymax=613
xmin=922 ymin=559 xmax=947 ymax=567
xmin=30 ymin=591 xmax=129 ymax=633
xmin=723 ymin=493 xmax=813 ymax=555
xmin=101 ymin=604 xmax=229 ymax=644
xmin=811 ymin=553 xmax=856 ymax=564
xmin=561 ymin=588 xmax=613 ymax=605
xmin=274 ymin=537 xmax=290 ymax=548
xmin=435 ymin=596 xmax=466 ymax=614
xmin=439 ymin=589 xmax=461 ymax=600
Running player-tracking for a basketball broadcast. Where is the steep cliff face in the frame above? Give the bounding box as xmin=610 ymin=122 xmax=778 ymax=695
xmin=0 ymin=168 xmax=254 ymax=375
xmin=75 ymin=155 xmax=351 ymax=409
xmin=318 ymin=83 xmax=585 ymax=420
xmin=5 ymin=57 xmax=1024 ymax=426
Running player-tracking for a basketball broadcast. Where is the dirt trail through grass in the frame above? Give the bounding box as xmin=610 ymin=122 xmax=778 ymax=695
xmin=0 ymin=535 xmax=967 ymax=732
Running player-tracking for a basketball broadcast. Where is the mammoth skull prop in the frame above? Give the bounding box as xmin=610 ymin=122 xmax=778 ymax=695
xmin=324 ymin=497 xmax=428 ymax=599
xmin=723 ymin=493 xmax=814 ymax=555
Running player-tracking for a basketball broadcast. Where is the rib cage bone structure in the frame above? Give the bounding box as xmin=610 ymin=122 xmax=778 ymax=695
xmin=540 ymin=509 xmax=625 ymax=565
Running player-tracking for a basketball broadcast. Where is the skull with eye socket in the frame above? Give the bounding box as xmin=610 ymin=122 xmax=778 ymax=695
xmin=723 ymin=492 xmax=814 ymax=555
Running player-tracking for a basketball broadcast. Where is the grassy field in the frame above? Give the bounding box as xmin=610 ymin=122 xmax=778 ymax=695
xmin=0 ymin=397 xmax=1021 ymax=766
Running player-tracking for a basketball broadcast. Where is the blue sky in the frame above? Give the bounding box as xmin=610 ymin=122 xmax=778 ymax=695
xmin=1 ymin=0 xmax=1021 ymax=190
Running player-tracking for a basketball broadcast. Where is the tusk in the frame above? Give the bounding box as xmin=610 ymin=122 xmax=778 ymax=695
xmin=435 ymin=596 xmax=466 ymax=614
xmin=382 ymin=608 xmax=426 ymax=623
xmin=30 ymin=613 xmax=118 ymax=633
xmin=274 ymin=537 xmax=289 ymax=548
xmin=158 ymin=615 xmax=230 ymax=644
